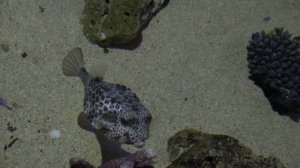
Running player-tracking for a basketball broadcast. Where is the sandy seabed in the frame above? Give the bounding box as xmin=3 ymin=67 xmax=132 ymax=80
xmin=0 ymin=0 xmax=300 ymax=167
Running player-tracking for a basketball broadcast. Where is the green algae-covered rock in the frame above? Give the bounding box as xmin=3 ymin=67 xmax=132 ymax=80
xmin=167 ymin=129 xmax=286 ymax=168
xmin=81 ymin=0 xmax=166 ymax=48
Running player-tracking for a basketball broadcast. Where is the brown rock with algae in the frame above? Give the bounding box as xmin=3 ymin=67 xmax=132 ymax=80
xmin=80 ymin=0 xmax=167 ymax=48
xmin=167 ymin=129 xmax=286 ymax=168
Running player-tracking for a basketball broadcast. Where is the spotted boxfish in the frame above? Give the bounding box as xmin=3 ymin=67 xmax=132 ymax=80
xmin=62 ymin=48 xmax=151 ymax=147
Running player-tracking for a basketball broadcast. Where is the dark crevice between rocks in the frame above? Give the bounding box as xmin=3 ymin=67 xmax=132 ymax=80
xmin=101 ymin=6 xmax=109 ymax=16
xmin=97 ymin=34 xmax=143 ymax=51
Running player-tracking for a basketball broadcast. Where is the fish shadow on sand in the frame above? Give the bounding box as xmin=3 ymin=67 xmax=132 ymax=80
xmin=77 ymin=112 xmax=130 ymax=165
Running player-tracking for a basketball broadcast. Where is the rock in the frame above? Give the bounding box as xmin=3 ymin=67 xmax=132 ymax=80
xmin=70 ymin=158 xmax=95 ymax=168
xmin=80 ymin=0 xmax=167 ymax=48
xmin=167 ymin=129 xmax=286 ymax=168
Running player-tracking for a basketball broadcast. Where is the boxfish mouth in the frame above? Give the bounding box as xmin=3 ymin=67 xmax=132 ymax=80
xmin=134 ymin=141 xmax=145 ymax=148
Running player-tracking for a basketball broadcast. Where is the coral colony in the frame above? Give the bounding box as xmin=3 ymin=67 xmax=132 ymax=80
xmin=247 ymin=28 xmax=300 ymax=112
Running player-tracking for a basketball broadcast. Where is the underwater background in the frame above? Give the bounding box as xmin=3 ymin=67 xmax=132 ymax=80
xmin=0 ymin=0 xmax=300 ymax=167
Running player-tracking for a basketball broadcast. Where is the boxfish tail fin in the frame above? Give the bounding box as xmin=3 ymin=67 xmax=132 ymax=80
xmin=62 ymin=47 xmax=85 ymax=77
xmin=62 ymin=47 xmax=91 ymax=86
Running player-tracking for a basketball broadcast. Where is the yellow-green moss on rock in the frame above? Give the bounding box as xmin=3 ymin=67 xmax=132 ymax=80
xmin=81 ymin=0 xmax=166 ymax=48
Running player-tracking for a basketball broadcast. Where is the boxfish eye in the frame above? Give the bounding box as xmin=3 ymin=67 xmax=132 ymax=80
xmin=121 ymin=118 xmax=137 ymax=127
xmin=145 ymin=115 xmax=152 ymax=123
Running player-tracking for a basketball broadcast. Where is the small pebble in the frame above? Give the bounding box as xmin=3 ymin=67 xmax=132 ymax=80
xmin=49 ymin=129 xmax=61 ymax=139
xmin=263 ymin=16 xmax=271 ymax=22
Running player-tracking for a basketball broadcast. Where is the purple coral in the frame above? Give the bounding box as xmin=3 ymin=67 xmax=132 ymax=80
xmin=69 ymin=148 xmax=157 ymax=168
xmin=262 ymin=16 xmax=271 ymax=22
xmin=100 ymin=148 xmax=156 ymax=168
xmin=0 ymin=96 xmax=12 ymax=110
